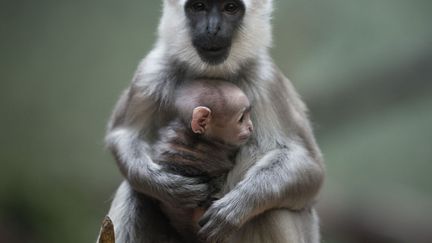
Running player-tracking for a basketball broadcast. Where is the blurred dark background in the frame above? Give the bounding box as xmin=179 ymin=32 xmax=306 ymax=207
xmin=1 ymin=0 xmax=431 ymax=242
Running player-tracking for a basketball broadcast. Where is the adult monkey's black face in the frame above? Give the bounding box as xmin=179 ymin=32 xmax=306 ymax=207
xmin=185 ymin=0 xmax=246 ymax=65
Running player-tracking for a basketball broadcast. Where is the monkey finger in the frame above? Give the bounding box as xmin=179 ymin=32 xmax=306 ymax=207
xmin=198 ymin=214 xmax=223 ymax=237
xmin=198 ymin=216 xmax=209 ymax=228
xmin=198 ymin=217 xmax=232 ymax=243
xmin=197 ymin=220 xmax=216 ymax=241
xmin=197 ymin=207 xmax=214 ymax=227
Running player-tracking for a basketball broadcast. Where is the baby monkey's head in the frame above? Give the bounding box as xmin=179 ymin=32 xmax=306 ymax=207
xmin=175 ymin=80 xmax=253 ymax=146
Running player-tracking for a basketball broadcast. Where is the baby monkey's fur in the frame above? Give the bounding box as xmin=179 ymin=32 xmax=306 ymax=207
xmin=153 ymin=80 xmax=252 ymax=243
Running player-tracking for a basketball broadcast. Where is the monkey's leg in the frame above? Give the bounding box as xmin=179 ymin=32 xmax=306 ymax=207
xmin=228 ymin=208 xmax=320 ymax=243
xmin=102 ymin=181 xmax=184 ymax=243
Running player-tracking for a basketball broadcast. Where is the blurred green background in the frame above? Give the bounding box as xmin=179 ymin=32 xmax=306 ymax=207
xmin=1 ymin=0 xmax=431 ymax=242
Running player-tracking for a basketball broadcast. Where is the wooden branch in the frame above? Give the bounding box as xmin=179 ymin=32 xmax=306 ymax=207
xmin=98 ymin=216 xmax=115 ymax=243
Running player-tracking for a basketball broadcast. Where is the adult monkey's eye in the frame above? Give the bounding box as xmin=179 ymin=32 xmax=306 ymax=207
xmin=224 ymin=2 xmax=239 ymax=14
xmin=191 ymin=2 xmax=206 ymax=12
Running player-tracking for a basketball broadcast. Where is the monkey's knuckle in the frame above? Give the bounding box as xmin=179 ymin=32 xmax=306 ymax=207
xmin=217 ymin=210 xmax=240 ymax=230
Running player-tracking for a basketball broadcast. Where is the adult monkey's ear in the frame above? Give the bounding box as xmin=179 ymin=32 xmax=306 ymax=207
xmin=191 ymin=106 xmax=212 ymax=134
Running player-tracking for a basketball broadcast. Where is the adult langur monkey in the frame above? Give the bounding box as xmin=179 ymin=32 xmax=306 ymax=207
xmin=102 ymin=0 xmax=325 ymax=242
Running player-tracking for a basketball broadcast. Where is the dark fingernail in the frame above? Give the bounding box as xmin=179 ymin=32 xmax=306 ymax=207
xmin=198 ymin=220 xmax=205 ymax=227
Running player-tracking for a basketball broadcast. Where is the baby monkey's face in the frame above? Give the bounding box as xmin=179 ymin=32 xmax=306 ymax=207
xmin=207 ymin=92 xmax=253 ymax=146
xmin=222 ymin=106 xmax=253 ymax=146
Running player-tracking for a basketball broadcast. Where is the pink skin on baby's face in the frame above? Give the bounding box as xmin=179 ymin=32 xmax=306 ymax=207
xmin=206 ymin=91 xmax=253 ymax=146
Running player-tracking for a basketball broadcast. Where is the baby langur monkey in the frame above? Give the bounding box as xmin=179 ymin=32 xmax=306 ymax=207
xmin=153 ymin=80 xmax=253 ymax=243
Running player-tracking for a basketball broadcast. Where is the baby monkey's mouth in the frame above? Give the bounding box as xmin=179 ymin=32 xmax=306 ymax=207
xmin=238 ymin=134 xmax=251 ymax=141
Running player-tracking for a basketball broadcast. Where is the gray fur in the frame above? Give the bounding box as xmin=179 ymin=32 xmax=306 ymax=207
xmin=153 ymin=118 xmax=239 ymax=243
xmin=101 ymin=0 xmax=324 ymax=242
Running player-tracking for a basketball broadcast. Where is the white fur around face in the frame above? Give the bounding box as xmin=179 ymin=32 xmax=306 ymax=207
xmin=158 ymin=0 xmax=274 ymax=76
xmin=166 ymin=0 xmax=273 ymax=9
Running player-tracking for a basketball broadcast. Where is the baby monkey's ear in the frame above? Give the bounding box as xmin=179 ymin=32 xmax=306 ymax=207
xmin=191 ymin=106 xmax=212 ymax=134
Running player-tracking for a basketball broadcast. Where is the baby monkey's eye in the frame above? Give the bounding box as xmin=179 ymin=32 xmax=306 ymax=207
xmin=238 ymin=114 xmax=245 ymax=123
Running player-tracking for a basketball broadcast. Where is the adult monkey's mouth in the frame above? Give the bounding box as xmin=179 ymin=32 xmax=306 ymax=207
xmin=196 ymin=45 xmax=231 ymax=65
xmin=201 ymin=46 xmax=227 ymax=54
